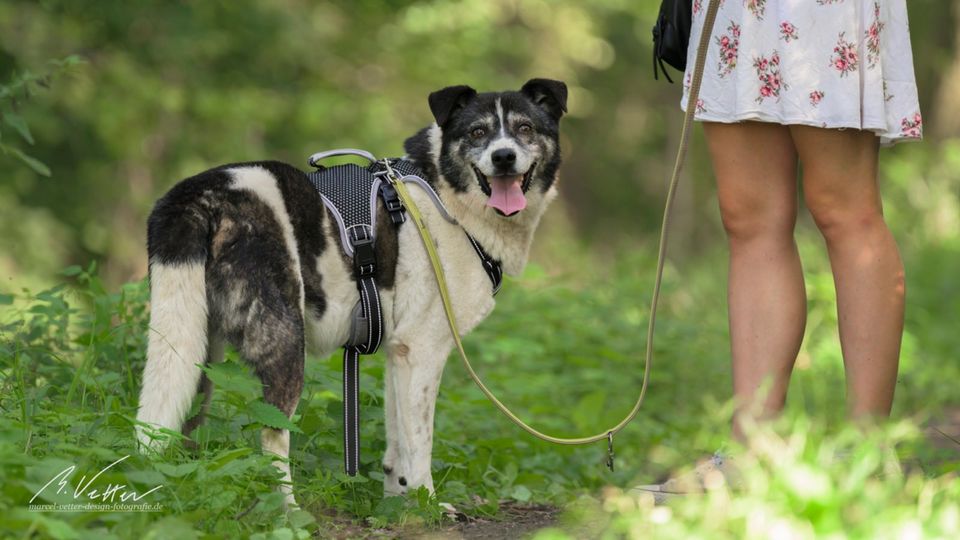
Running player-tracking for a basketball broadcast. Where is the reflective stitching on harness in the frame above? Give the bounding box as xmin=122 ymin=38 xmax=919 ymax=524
xmin=342 ymin=350 xmax=350 ymax=472
xmin=343 ymin=348 xmax=360 ymax=475
xmin=353 ymin=358 xmax=360 ymax=468
xmin=368 ymin=179 xmax=383 ymax=231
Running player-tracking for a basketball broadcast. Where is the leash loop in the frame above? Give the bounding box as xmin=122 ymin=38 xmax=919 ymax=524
xmin=382 ymin=0 xmax=720 ymax=459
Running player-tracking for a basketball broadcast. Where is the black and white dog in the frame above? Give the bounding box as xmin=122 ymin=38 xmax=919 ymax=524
xmin=135 ymin=79 xmax=567 ymax=505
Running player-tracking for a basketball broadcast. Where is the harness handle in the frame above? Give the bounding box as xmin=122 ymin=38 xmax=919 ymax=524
xmin=308 ymin=148 xmax=378 ymax=168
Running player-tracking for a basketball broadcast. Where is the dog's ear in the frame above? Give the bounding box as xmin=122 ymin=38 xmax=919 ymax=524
xmin=428 ymin=85 xmax=478 ymax=128
xmin=520 ymin=78 xmax=568 ymax=121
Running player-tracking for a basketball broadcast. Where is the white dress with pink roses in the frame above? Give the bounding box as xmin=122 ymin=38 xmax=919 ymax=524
xmin=680 ymin=0 xmax=922 ymax=145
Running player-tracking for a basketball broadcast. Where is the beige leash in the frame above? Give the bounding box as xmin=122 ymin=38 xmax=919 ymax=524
xmin=386 ymin=0 xmax=721 ymax=464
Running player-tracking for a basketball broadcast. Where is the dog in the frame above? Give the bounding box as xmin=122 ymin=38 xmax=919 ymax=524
xmin=135 ymin=78 xmax=567 ymax=506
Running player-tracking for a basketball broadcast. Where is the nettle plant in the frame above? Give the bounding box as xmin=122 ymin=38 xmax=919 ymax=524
xmin=0 ymin=56 xmax=82 ymax=177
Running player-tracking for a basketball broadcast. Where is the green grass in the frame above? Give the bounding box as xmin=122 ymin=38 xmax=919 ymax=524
xmin=534 ymin=417 xmax=960 ymax=540
xmin=1 ymin=228 xmax=958 ymax=538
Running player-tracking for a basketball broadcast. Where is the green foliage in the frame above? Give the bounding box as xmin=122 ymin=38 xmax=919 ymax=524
xmin=0 ymin=55 xmax=82 ymax=176
xmin=533 ymin=418 xmax=960 ymax=540
xmin=1 ymin=232 xmax=958 ymax=536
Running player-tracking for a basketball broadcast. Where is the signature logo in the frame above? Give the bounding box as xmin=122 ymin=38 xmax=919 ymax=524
xmin=29 ymin=455 xmax=164 ymax=512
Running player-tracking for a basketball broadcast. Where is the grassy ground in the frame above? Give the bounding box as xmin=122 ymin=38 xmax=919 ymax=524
xmin=1 ymin=221 xmax=958 ymax=537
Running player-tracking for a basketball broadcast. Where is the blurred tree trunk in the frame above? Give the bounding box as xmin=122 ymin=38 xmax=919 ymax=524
xmin=933 ymin=1 xmax=960 ymax=139
xmin=663 ymin=105 xmax=696 ymax=254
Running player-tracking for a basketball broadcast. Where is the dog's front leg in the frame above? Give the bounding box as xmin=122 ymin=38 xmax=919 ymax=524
xmin=381 ymin=342 xmax=401 ymax=491
xmin=383 ymin=339 xmax=449 ymax=495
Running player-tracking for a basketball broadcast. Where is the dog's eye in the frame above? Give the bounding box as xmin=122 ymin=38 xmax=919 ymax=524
xmin=470 ymin=127 xmax=486 ymax=139
xmin=517 ymin=123 xmax=533 ymax=134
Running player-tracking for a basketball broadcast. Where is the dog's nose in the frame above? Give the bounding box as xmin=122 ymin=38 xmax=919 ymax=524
xmin=491 ymin=148 xmax=516 ymax=170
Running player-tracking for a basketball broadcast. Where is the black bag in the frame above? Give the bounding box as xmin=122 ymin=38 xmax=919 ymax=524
xmin=652 ymin=0 xmax=693 ymax=82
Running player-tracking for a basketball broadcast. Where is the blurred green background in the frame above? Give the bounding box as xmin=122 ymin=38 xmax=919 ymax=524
xmin=1 ymin=0 xmax=954 ymax=288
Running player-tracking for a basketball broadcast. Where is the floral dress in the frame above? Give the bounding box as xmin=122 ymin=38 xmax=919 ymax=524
xmin=681 ymin=0 xmax=922 ymax=145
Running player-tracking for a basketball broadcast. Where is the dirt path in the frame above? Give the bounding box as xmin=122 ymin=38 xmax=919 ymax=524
xmin=437 ymin=502 xmax=560 ymax=540
xmin=323 ymin=502 xmax=561 ymax=539
xmin=925 ymin=408 xmax=960 ymax=449
xmin=920 ymin=407 xmax=960 ymax=473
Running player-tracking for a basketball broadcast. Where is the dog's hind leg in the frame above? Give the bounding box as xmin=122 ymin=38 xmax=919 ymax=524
xmin=384 ymin=340 xmax=448 ymax=495
xmin=209 ymin=265 xmax=306 ymax=508
xmin=136 ymin=261 xmax=209 ymax=452
xmin=240 ymin=304 xmax=305 ymax=510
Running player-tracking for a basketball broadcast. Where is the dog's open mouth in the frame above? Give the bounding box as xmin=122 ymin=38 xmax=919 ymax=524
xmin=473 ymin=164 xmax=536 ymax=217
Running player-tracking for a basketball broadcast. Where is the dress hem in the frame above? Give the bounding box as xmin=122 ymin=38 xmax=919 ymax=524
xmin=678 ymin=105 xmax=922 ymax=147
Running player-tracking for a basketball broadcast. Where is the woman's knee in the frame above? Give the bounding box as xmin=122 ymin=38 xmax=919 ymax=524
xmin=804 ymin=189 xmax=886 ymax=241
xmin=719 ymin=198 xmax=797 ymax=245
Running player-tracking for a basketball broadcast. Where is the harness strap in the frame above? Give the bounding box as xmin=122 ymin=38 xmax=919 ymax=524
xmin=343 ymin=225 xmax=383 ymax=476
xmin=466 ymin=234 xmax=503 ymax=295
xmin=343 ymin=347 xmax=361 ymax=476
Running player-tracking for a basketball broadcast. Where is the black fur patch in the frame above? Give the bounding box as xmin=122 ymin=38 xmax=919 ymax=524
xmin=372 ymin=196 xmax=400 ymax=289
xmin=257 ymin=161 xmax=330 ymax=319
xmin=147 ymin=168 xmax=230 ymax=265
xmin=404 ymin=126 xmax=439 ymax=183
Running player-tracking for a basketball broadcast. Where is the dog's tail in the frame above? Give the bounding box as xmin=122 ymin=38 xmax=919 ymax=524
xmin=136 ymin=188 xmax=213 ymax=452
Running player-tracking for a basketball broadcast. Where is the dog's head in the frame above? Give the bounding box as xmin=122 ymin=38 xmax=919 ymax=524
xmin=423 ymin=79 xmax=567 ymax=219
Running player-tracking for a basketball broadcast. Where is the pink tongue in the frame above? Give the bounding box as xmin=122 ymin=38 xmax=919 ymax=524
xmin=486 ymin=176 xmax=526 ymax=215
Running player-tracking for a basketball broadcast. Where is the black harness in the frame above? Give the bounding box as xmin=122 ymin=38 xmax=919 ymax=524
xmin=306 ymin=149 xmax=502 ymax=476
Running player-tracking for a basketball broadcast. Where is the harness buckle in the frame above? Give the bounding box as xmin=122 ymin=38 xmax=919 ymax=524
xmin=352 ymin=236 xmax=377 ymax=277
xmin=379 ymin=183 xmax=406 ymax=225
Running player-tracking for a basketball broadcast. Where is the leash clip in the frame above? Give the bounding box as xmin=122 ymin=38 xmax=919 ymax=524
xmin=606 ymin=432 xmax=615 ymax=472
xmin=381 ymin=158 xmax=401 ymax=184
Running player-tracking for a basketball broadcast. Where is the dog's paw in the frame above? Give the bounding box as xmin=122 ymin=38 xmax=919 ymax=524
xmin=282 ymin=495 xmax=300 ymax=512
xmin=382 ymin=463 xmax=407 ymax=495
xmin=382 ymin=463 xmax=436 ymax=496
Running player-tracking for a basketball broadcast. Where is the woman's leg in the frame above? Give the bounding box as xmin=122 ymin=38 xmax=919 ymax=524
xmin=791 ymin=126 xmax=904 ymax=418
xmin=704 ymin=121 xmax=807 ymax=438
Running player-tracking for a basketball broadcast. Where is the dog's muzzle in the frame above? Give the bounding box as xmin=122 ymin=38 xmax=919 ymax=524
xmin=473 ymin=164 xmax=536 ymax=217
